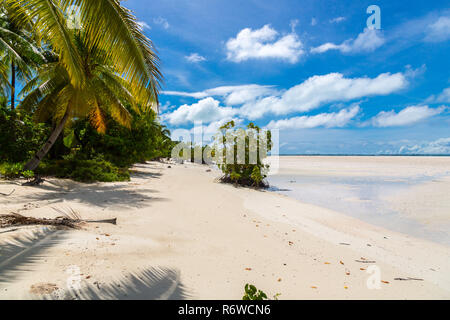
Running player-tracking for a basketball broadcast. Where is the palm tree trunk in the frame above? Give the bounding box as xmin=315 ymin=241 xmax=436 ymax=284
xmin=24 ymin=109 xmax=71 ymax=171
xmin=11 ymin=61 xmax=15 ymax=110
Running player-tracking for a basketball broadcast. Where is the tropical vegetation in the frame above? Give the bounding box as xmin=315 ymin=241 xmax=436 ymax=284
xmin=0 ymin=0 xmax=175 ymax=182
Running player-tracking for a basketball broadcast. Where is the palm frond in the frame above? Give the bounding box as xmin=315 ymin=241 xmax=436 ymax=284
xmin=7 ymin=0 xmax=85 ymax=88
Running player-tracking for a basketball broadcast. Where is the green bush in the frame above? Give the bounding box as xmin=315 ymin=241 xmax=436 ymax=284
xmin=0 ymin=162 xmax=25 ymax=179
xmin=0 ymin=105 xmax=50 ymax=163
xmin=215 ymin=121 xmax=272 ymax=188
xmin=70 ymin=110 xmax=175 ymax=168
xmin=37 ymin=158 xmax=130 ymax=183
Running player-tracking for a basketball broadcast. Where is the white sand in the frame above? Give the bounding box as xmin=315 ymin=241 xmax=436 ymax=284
xmin=0 ymin=159 xmax=449 ymax=299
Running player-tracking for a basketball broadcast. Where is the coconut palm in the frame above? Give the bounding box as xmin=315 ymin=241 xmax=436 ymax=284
xmin=5 ymin=0 xmax=162 ymax=170
xmin=0 ymin=6 xmax=44 ymax=109
xmin=7 ymin=0 xmax=161 ymax=106
xmin=20 ymin=32 xmax=141 ymax=170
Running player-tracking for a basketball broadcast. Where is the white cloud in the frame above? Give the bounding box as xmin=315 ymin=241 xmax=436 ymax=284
xmin=226 ymin=24 xmax=304 ymax=63
xmin=311 ymin=28 xmax=385 ymax=54
xmin=164 ymin=97 xmax=237 ymax=125
xmin=330 ymin=17 xmax=346 ymax=24
xmin=266 ymin=105 xmax=360 ymax=129
xmin=153 ymin=17 xmax=169 ymax=29
xmin=240 ymin=72 xmax=408 ymax=119
xmin=436 ymin=88 xmax=450 ymax=103
xmin=137 ymin=21 xmax=151 ymax=30
xmin=191 ymin=118 xmax=244 ymax=137
xmin=163 ymin=84 xmax=278 ymax=106
xmin=185 ymin=53 xmax=206 ymax=63
xmin=370 ymin=105 xmax=446 ymax=127
xmin=426 ymin=87 xmax=450 ymax=104
xmin=399 ymin=138 xmax=450 ymax=154
xmin=425 ymin=16 xmax=450 ymax=42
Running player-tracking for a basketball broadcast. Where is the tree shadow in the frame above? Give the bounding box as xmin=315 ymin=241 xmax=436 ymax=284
xmin=16 ymin=181 xmax=167 ymax=210
xmin=51 ymin=267 xmax=191 ymax=300
xmin=0 ymin=227 xmax=68 ymax=286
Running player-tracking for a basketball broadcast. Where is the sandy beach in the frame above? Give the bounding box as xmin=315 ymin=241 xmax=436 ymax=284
xmin=1 ymin=157 xmax=449 ymax=300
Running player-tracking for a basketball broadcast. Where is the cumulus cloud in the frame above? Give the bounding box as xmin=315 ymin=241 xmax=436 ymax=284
xmin=185 ymin=53 xmax=206 ymax=63
xmin=226 ymin=25 xmax=304 ymax=63
xmin=266 ymin=105 xmax=360 ymax=129
xmin=399 ymin=137 xmax=450 ymax=154
xmin=153 ymin=17 xmax=169 ymax=29
xmin=163 ymin=97 xmax=237 ymax=125
xmin=311 ymin=28 xmax=385 ymax=54
xmin=424 ymin=16 xmax=450 ymax=42
xmin=370 ymin=105 xmax=446 ymax=127
xmin=163 ymin=84 xmax=278 ymax=106
xmin=240 ymin=72 xmax=407 ymax=119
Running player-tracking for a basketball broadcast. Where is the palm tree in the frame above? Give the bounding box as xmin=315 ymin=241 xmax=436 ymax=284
xmin=0 ymin=6 xmax=44 ymax=109
xmin=20 ymin=33 xmax=142 ymax=170
xmin=6 ymin=0 xmax=162 ymax=170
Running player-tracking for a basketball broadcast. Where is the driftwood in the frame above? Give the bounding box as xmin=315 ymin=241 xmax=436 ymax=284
xmin=355 ymin=260 xmax=377 ymax=264
xmin=0 ymin=189 xmax=15 ymax=196
xmin=394 ymin=277 xmax=424 ymax=281
xmin=85 ymin=218 xmax=117 ymax=225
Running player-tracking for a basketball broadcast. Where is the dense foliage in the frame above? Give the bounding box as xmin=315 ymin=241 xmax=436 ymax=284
xmin=0 ymin=104 xmax=49 ymax=163
xmin=0 ymin=1 xmax=173 ymax=183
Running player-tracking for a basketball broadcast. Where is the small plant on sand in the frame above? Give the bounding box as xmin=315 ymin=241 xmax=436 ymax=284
xmin=215 ymin=121 xmax=272 ymax=188
xmin=242 ymin=284 xmax=268 ymax=300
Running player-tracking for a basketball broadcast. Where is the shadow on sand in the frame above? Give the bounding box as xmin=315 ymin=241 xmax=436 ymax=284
xmin=53 ymin=267 xmax=191 ymax=300
xmin=0 ymin=227 xmax=68 ymax=286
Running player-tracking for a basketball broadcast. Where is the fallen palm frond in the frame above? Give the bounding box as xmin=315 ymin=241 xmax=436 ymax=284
xmin=0 ymin=206 xmax=116 ymax=229
xmin=0 ymin=213 xmax=80 ymax=229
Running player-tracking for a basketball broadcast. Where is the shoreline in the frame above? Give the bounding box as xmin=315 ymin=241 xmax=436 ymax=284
xmin=0 ymin=160 xmax=449 ymax=299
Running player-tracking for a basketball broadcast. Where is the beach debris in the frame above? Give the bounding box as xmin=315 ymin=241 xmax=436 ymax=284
xmin=206 ymin=169 xmax=211 ymax=172
xmin=381 ymin=280 xmax=390 ymax=284
xmin=288 ymin=241 xmax=294 ymax=246
xmin=1 ymin=206 xmax=117 ymax=229
xmin=245 ymin=268 xmax=252 ymax=271
xmin=344 ymin=286 xmax=348 ymax=289
xmin=0 ymin=213 xmax=80 ymax=228
xmin=311 ymin=286 xmax=318 ymax=289
xmin=345 ymin=269 xmax=351 ymax=276
xmin=367 ymin=244 xmax=372 ymax=247
xmin=339 ymin=242 xmax=351 ymax=246
xmin=394 ymin=277 xmax=424 ymax=281
xmin=356 ymin=257 xmax=376 ymax=263
xmin=277 ymin=278 xmax=282 ymax=282
xmin=0 ymin=189 xmax=15 ymax=196
xmin=29 ymin=283 xmax=59 ymax=295
xmin=168 ymin=165 xmax=172 ymax=168
xmin=324 ymin=262 xmax=331 ymax=265
xmin=340 ymin=261 xmax=345 ymax=265
xmin=360 ymin=268 xmax=366 ymax=271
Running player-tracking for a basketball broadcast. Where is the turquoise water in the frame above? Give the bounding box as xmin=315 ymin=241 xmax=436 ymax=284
xmin=267 ymin=173 xmax=450 ymax=245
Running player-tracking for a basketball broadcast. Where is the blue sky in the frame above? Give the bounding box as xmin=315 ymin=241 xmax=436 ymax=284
xmin=124 ymin=0 xmax=450 ymax=154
